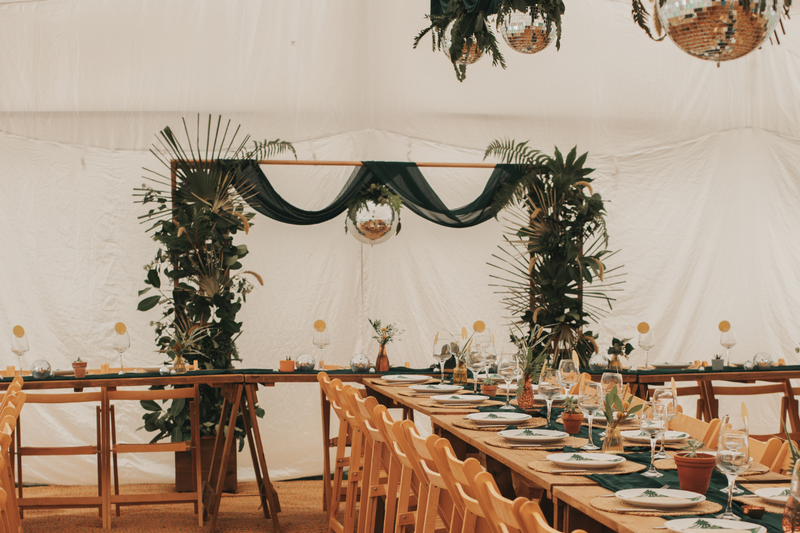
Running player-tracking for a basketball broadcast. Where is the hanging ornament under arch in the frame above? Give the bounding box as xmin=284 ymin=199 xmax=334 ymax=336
xmin=345 ymin=183 xmax=403 ymax=246
xmin=442 ymin=22 xmax=484 ymax=77
xmin=656 ymin=0 xmax=786 ymax=66
xmin=500 ymin=8 xmax=553 ymax=54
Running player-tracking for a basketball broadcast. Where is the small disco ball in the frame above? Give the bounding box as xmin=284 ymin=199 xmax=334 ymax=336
xmin=30 ymin=359 xmax=52 ymax=379
xmin=346 ymin=201 xmax=399 ymax=246
xmin=159 ymin=364 xmax=171 ymax=376
xmin=753 ymin=352 xmax=773 ymax=369
xmin=442 ymin=24 xmax=484 ymax=65
xmin=350 ymin=353 xmax=370 ymax=373
xmin=588 ymin=353 xmax=609 ymax=372
xmin=500 ymin=10 xmax=552 ymax=54
xmin=658 ymin=0 xmax=783 ymax=65
xmin=295 ymin=353 xmax=316 ymax=372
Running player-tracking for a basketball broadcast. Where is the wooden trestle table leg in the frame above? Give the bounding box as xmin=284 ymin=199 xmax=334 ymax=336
xmin=101 ymin=387 xmax=112 ymax=530
xmin=204 ymin=384 xmax=242 ymax=533
xmin=242 ymin=383 xmax=281 ymax=532
xmin=320 ymin=386 xmax=331 ymax=512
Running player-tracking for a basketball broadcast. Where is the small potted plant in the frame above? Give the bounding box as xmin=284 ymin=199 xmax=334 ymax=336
xmin=481 ymin=377 xmax=498 ymax=397
xmin=279 ymin=356 xmax=295 ymax=373
xmin=674 ymin=438 xmax=716 ymax=494
xmin=561 ymin=396 xmax=584 ymax=435
xmin=711 ymin=354 xmax=724 ymax=371
xmin=72 ymin=357 xmax=88 ymax=379
xmin=607 ymin=337 xmax=634 ymax=372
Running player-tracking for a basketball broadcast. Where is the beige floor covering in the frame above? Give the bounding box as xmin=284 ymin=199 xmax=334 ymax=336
xmin=17 ymin=480 xmax=327 ymax=532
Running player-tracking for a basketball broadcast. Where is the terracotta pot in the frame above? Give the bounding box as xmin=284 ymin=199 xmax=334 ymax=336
xmin=674 ymin=452 xmax=716 ymax=494
xmin=481 ymin=385 xmax=497 ymax=397
xmin=72 ymin=361 xmax=88 ymax=379
xmin=279 ymin=360 xmax=295 ymax=372
xmin=561 ymin=412 xmax=584 ymax=435
xmin=376 ymin=345 xmax=390 ymax=372
xmin=516 ymin=375 xmax=536 ymax=410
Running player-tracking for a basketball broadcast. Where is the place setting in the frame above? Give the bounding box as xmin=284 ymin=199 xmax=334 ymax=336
xmin=590 ymin=488 xmax=722 ymax=517
xmin=486 ymin=428 xmax=588 ymax=451
xmin=733 ymin=485 xmax=792 ymax=514
xmin=451 ymin=411 xmax=546 ymax=431
xmin=373 ymin=374 xmax=441 ymax=387
xmin=418 ymin=393 xmax=505 ymax=410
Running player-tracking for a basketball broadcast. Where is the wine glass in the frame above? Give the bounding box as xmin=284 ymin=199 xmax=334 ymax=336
xmin=480 ymin=331 xmax=497 ymax=382
xmin=640 ymin=401 xmax=667 ymax=478
xmin=652 ymin=387 xmax=678 ymax=460
xmin=557 ymin=359 xmax=580 ymax=396
xmin=465 ymin=348 xmax=485 ymax=393
xmin=578 ymin=381 xmax=603 ymax=451
xmin=600 ymin=372 xmax=624 ymax=397
xmin=497 ymin=347 xmax=522 ymax=410
xmin=113 ymin=323 xmax=130 ymax=375
xmin=432 ymin=331 xmax=453 ymax=383
xmin=538 ymin=368 xmax=561 ymax=428
xmin=715 ymin=425 xmax=750 ymax=520
xmin=720 ymin=328 xmax=736 ymax=366
xmin=638 ymin=329 xmax=655 ymax=370
xmin=10 ymin=326 xmax=28 ymax=375
xmin=313 ymin=328 xmax=331 ymax=363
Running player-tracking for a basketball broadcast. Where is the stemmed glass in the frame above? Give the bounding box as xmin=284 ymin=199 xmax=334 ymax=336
xmin=465 ymin=348 xmax=485 ymax=393
xmin=113 ymin=323 xmax=130 ymax=375
xmin=480 ymin=331 xmax=497 ymax=382
xmin=313 ymin=327 xmax=331 ymax=364
xmin=640 ymin=401 xmax=667 ymax=478
xmin=715 ymin=424 xmax=750 ymax=520
xmin=600 ymin=372 xmax=624 ymax=397
xmin=497 ymin=347 xmax=522 ymax=410
xmin=652 ymin=388 xmax=678 ymax=460
xmin=538 ymin=368 xmax=561 ymax=428
xmin=720 ymin=325 xmax=736 ymax=367
xmin=578 ymin=381 xmax=603 ymax=450
xmin=638 ymin=327 xmax=655 ymax=370
xmin=717 ymin=414 xmax=749 ymax=495
xmin=557 ymin=359 xmax=580 ymax=396
xmin=11 ymin=326 xmax=29 ymax=375
xmin=432 ymin=331 xmax=453 ymax=383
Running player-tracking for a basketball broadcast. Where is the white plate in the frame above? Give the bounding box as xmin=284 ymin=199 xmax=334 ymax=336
xmin=499 ymin=428 xmax=568 ymax=443
xmin=615 ymin=488 xmax=705 ymax=509
xmin=664 ymin=518 xmax=765 ymax=533
xmin=381 ymin=374 xmax=432 ymax=384
xmin=754 ymin=486 xmax=791 ymax=505
xmin=621 ymin=430 xmax=689 ymax=443
xmin=651 ymin=363 xmax=692 ymax=370
xmin=546 ymin=452 xmax=626 ymax=469
xmin=465 ymin=412 xmax=532 ymax=425
xmin=431 ymin=394 xmax=489 ymax=405
xmin=408 ymin=384 xmax=463 ymax=394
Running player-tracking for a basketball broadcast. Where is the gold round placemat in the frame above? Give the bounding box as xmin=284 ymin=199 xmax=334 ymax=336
xmin=451 ymin=418 xmax=546 ymax=432
xmin=590 ymin=496 xmax=721 ymax=516
xmin=486 ymin=436 xmax=588 ymax=450
xmin=527 ymin=460 xmax=647 ymax=476
xmin=418 ymin=400 xmax=505 ymax=409
xmin=374 ymin=378 xmax=439 ymax=387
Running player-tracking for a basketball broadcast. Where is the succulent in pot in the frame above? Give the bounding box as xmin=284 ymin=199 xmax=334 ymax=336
xmin=481 ymin=376 xmax=498 ymax=397
xmin=674 ymin=439 xmax=716 ymax=494
xmin=560 ymin=396 xmax=584 ymax=435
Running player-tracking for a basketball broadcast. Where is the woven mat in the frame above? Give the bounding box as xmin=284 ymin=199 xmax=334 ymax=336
xmin=397 ymin=390 xmax=474 ymax=398
xmin=486 ymin=436 xmax=588 ymax=451
xmin=590 ymin=496 xmax=722 ymax=516
xmin=373 ymin=378 xmax=439 ymax=387
xmin=732 ymin=495 xmax=784 ymax=514
xmin=527 ymin=460 xmax=648 ymax=476
xmin=418 ymin=400 xmax=505 ymax=409
xmin=451 ymin=418 xmax=546 ymax=432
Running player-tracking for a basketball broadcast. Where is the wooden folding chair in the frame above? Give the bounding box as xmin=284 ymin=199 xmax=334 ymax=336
xmin=705 ymin=381 xmax=792 ymax=438
xmin=748 ymin=437 xmax=782 ymax=467
xmin=770 ymin=439 xmax=800 ymax=474
xmin=318 ymin=372 xmax=342 ymax=513
xmin=0 ymin=391 xmax=26 ymax=533
xmin=669 ymin=413 xmax=720 ymax=447
xmin=327 ymin=383 xmax=366 ymax=533
xmin=647 ymin=384 xmax=708 ymax=421
xmin=105 ymin=385 xmax=203 ymax=526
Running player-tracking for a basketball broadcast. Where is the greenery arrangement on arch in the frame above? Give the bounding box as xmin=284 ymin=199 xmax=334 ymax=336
xmin=134 ymin=115 xmax=295 ymax=448
xmin=486 ymin=140 xmax=624 ymax=373
xmin=345 ymin=182 xmax=403 ymax=235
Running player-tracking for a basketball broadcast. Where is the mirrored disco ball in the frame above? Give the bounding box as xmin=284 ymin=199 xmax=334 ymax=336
xmin=501 ymin=10 xmax=552 ymax=54
xmin=442 ymin=24 xmax=484 ymax=65
xmin=346 ymin=201 xmax=399 ymax=246
xmin=295 ymin=353 xmax=316 ymax=372
xmin=30 ymin=359 xmax=52 ymax=379
xmin=753 ymin=352 xmax=773 ymax=369
xmin=350 ymin=353 xmax=370 ymax=373
xmin=588 ymin=353 xmax=609 ymax=372
xmin=658 ymin=0 xmax=783 ymax=64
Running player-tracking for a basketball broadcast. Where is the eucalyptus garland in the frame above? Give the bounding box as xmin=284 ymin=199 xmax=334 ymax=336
xmin=345 ymin=182 xmax=404 ymax=235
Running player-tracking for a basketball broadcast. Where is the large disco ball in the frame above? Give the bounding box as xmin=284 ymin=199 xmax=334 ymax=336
xmin=658 ymin=0 xmax=783 ymax=65
xmin=346 ymin=201 xmax=399 ymax=245
xmin=30 ymin=359 xmax=52 ymax=379
xmin=501 ymin=10 xmax=552 ymax=54
xmin=442 ymin=24 xmax=484 ymax=65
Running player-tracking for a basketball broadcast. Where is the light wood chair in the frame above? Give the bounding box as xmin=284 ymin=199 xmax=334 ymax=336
xmin=669 ymin=413 xmax=721 ymax=447
xmin=318 ymin=372 xmax=345 ymax=513
xmin=647 ymin=385 xmax=708 ymax=421
xmin=473 ymin=470 xmax=528 ymax=533
xmin=770 ymin=439 xmax=799 ymax=474
xmin=105 ymin=385 xmax=203 ymax=526
xmin=516 ymin=500 xmax=588 ymax=533
xmin=704 ymin=381 xmax=792 ymax=438
xmin=15 ymin=391 xmax=104 ymax=517
xmin=0 ymin=391 xmax=26 ymax=533
xmin=748 ymin=437 xmax=783 ymax=467
xmin=0 ymin=485 xmax=10 ymax=533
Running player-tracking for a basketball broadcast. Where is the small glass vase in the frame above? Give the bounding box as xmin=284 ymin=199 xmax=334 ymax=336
xmin=173 ymin=354 xmax=188 ymax=375
xmin=516 ymin=375 xmax=536 ymax=410
xmin=453 ymin=361 xmax=468 ymax=386
xmin=601 ymin=424 xmax=624 ymax=454
xmin=608 ymin=354 xmax=623 ymax=373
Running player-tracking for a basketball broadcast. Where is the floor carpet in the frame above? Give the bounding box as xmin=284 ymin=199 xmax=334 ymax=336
xmin=18 ymin=481 xmax=327 ymax=532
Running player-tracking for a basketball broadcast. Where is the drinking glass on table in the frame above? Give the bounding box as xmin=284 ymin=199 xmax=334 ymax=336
xmin=497 ymin=348 xmax=522 ymax=410
xmin=640 ymin=401 xmax=667 ymax=478
xmin=481 ymin=332 xmax=498 ymax=381
xmin=578 ymin=381 xmax=603 ymax=451
xmin=720 ymin=328 xmax=736 ymax=367
xmin=10 ymin=326 xmax=29 ymax=375
xmin=716 ymin=414 xmax=749 ymax=495
xmin=432 ymin=331 xmax=454 ymax=383
xmin=715 ymin=425 xmax=750 ymax=520
xmin=112 ymin=323 xmax=130 ymax=375
xmin=313 ymin=328 xmax=331 ymax=363
xmin=538 ymin=368 xmax=561 ymax=428
xmin=600 ymin=372 xmax=623 ymax=397
xmin=465 ymin=348 xmax=485 ymax=393
xmin=652 ymin=387 xmax=678 ymax=460
xmin=557 ymin=359 xmax=580 ymax=396
xmin=638 ymin=329 xmax=655 ymax=370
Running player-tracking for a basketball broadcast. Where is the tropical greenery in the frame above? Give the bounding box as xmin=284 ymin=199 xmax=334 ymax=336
xmin=134 ymin=115 xmax=295 ymax=448
xmin=369 ymin=318 xmax=403 ymax=346
xmin=602 ymin=386 xmax=642 ymax=426
xmin=345 ymin=182 xmax=403 ymax=234
xmin=487 ymin=141 xmax=623 ymax=369
xmin=608 ymin=337 xmax=634 ymax=359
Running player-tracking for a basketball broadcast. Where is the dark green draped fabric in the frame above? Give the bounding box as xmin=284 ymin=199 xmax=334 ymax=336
xmin=431 ymin=0 xmax=501 ymax=15
xmin=233 ymin=160 xmax=521 ymax=228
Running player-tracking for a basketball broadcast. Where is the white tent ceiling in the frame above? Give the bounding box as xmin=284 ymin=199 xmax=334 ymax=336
xmin=1 ymin=0 xmax=800 ymax=484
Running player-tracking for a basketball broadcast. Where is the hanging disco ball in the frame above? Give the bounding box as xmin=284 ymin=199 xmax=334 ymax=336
xmin=658 ymin=0 xmax=783 ymax=65
xmin=442 ymin=24 xmax=484 ymax=65
xmin=501 ymin=10 xmax=552 ymax=54
xmin=346 ymin=201 xmax=399 ymax=246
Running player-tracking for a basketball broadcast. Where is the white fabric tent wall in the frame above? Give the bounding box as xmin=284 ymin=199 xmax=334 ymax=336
xmin=1 ymin=0 xmax=800 ymax=484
